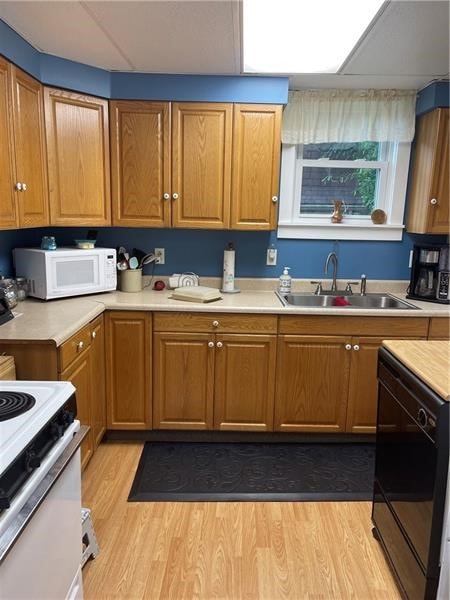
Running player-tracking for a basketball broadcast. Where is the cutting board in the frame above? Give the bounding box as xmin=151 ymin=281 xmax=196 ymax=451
xmin=0 ymin=355 xmax=16 ymax=380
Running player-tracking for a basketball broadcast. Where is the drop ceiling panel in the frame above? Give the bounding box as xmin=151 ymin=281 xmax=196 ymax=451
xmin=0 ymin=1 xmax=131 ymax=70
xmin=86 ymin=0 xmax=240 ymax=73
xmin=343 ymin=0 xmax=449 ymax=76
xmin=289 ymin=73 xmax=435 ymax=91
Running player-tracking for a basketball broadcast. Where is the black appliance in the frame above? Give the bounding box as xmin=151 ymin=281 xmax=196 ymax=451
xmin=372 ymin=348 xmax=449 ymax=600
xmin=407 ymin=244 xmax=450 ymax=304
xmin=0 ymin=298 xmax=13 ymax=326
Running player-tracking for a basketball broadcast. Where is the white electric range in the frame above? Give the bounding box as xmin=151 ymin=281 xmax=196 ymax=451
xmin=0 ymin=381 xmax=85 ymax=599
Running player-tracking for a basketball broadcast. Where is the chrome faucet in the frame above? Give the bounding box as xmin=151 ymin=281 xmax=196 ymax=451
xmin=360 ymin=274 xmax=367 ymax=296
xmin=325 ymin=252 xmax=338 ymax=293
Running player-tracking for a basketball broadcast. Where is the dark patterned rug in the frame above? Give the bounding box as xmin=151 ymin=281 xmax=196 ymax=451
xmin=128 ymin=442 xmax=375 ymax=502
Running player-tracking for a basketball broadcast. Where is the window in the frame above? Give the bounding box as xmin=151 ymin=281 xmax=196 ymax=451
xmin=278 ymin=140 xmax=411 ymax=240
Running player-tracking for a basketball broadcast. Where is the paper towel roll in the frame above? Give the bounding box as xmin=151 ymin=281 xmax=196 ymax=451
xmin=222 ymin=248 xmax=235 ymax=292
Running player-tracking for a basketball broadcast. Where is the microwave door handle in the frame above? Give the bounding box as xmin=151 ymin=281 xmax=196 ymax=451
xmin=428 ymin=270 xmax=434 ymax=289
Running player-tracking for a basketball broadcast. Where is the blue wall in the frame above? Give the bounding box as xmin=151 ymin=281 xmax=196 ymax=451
xmin=0 ymin=19 xmax=448 ymax=283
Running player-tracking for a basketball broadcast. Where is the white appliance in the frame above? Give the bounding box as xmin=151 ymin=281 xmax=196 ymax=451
xmin=14 ymin=247 xmax=117 ymax=300
xmin=0 ymin=381 xmax=85 ymax=599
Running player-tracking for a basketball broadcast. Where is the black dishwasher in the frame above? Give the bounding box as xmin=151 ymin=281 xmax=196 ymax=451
xmin=372 ymin=347 xmax=449 ymax=600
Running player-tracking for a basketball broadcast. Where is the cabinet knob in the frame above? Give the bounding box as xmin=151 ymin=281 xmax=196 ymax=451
xmin=76 ymin=341 xmax=84 ymax=352
xmin=172 ymin=193 xmax=179 ymax=200
xmin=15 ymin=182 xmax=23 ymax=191
xmin=212 ymin=320 xmax=219 ymax=327
xmin=91 ymin=331 xmax=96 ymax=340
xmin=208 ymin=341 xmax=214 ymax=348
xmin=345 ymin=343 xmax=352 ymax=350
xmin=22 ymin=183 xmax=27 ymax=191
xmin=353 ymin=344 xmax=360 ymax=351
xmin=272 ymin=196 xmax=278 ymax=203
xmin=216 ymin=341 xmax=223 ymax=348
xmin=163 ymin=193 xmax=170 ymax=200
xmin=430 ymin=198 xmax=438 ymax=205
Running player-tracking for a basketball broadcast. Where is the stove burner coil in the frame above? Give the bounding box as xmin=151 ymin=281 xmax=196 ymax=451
xmin=0 ymin=391 xmax=36 ymax=421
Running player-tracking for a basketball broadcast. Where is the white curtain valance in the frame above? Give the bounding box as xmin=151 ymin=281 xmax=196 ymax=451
xmin=282 ymin=89 xmax=417 ymax=144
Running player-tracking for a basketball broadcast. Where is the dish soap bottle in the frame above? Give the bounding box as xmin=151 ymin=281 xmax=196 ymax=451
xmin=278 ymin=267 xmax=292 ymax=293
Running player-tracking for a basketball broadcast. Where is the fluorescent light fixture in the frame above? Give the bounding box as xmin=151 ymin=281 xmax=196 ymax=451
xmin=243 ymin=0 xmax=385 ymax=73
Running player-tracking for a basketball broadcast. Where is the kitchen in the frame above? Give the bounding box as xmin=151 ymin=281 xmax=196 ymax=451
xmin=0 ymin=1 xmax=449 ymax=599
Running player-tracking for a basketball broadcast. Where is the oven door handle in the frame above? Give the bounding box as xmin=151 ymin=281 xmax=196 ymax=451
xmin=0 ymin=425 xmax=89 ymax=565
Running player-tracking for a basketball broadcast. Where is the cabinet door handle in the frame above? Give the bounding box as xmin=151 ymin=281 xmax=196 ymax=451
xmin=91 ymin=331 xmax=96 ymax=340
xmin=76 ymin=341 xmax=84 ymax=352
xmin=15 ymin=182 xmax=23 ymax=191
xmin=172 ymin=193 xmax=179 ymax=200
xmin=208 ymin=341 xmax=214 ymax=348
xmin=272 ymin=196 xmax=278 ymax=203
xmin=216 ymin=341 xmax=223 ymax=348
xmin=163 ymin=193 xmax=170 ymax=200
xmin=22 ymin=183 xmax=27 ymax=191
xmin=430 ymin=198 xmax=438 ymax=205
xmin=353 ymin=344 xmax=360 ymax=351
xmin=345 ymin=343 xmax=352 ymax=350
xmin=212 ymin=320 xmax=219 ymax=327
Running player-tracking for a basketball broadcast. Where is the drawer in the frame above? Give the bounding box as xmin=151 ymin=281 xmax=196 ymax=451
xmin=278 ymin=315 xmax=429 ymax=337
xmin=0 ymin=355 xmax=16 ymax=380
xmin=58 ymin=323 xmax=92 ymax=372
xmin=428 ymin=317 xmax=450 ymax=339
xmin=153 ymin=312 xmax=278 ymax=334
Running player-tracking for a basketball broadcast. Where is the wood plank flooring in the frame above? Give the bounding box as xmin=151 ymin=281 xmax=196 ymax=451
xmin=82 ymin=442 xmax=401 ymax=600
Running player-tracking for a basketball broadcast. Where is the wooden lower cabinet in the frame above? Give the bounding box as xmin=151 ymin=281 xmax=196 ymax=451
xmin=90 ymin=315 xmax=107 ymax=448
xmin=274 ymin=336 xmax=351 ymax=433
xmin=105 ymin=311 xmax=152 ymax=429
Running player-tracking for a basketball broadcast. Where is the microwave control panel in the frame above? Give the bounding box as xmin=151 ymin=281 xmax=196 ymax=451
xmin=438 ymin=271 xmax=449 ymax=300
xmin=106 ymin=254 xmax=117 ymax=288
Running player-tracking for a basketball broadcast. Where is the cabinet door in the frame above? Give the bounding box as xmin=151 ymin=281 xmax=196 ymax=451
xmin=274 ymin=335 xmax=350 ymax=432
xmin=90 ymin=315 xmax=106 ymax=448
xmin=214 ymin=334 xmax=277 ymax=431
xmin=11 ymin=66 xmax=49 ymax=228
xmin=110 ymin=101 xmax=171 ymax=227
xmin=0 ymin=57 xmax=18 ymax=229
xmin=45 ymin=88 xmax=111 ymax=225
xmin=153 ymin=332 xmax=214 ymax=429
xmin=172 ymin=102 xmax=232 ymax=229
xmin=105 ymin=311 xmax=152 ymax=429
xmin=407 ymin=108 xmax=449 ymax=234
xmin=61 ymin=354 xmax=93 ymax=470
xmin=231 ymin=104 xmax=282 ymax=230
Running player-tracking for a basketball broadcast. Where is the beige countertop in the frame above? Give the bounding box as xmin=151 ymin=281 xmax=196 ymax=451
xmin=382 ymin=340 xmax=450 ymax=401
xmin=0 ymin=279 xmax=448 ymax=346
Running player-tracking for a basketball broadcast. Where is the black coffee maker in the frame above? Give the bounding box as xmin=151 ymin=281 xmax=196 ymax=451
xmin=407 ymin=244 xmax=450 ymax=304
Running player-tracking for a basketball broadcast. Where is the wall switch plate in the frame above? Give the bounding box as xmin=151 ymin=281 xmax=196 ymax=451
xmin=155 ymin=248 xmax=165 ymax=265
xmin=266 ymin=247 xmax=277 ymax=266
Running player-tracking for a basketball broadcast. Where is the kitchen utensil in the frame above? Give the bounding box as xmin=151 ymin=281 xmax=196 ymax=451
xmin=132 ymin=248 xmax=148 ymax=265
xmin=129 ymin=256 xmax=139 ymax=269
xmin=117 ymin=260 xmax=128 ymax=271
xmin=141 ymin=253 xmax=156 ymax=267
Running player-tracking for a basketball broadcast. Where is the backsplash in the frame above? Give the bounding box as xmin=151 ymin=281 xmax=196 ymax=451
xmin=2 ymin=226 xmax=444 ymax=281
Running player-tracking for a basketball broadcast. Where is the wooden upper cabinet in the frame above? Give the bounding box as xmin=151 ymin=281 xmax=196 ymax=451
xmin=110 ymin=101 xmax=171 ymax=227
xmin=172 ymin=102 xmax=232 ymax=228
xmin=45 ymin=88 xmax=111 ymax=226
xmin=407 ymin=108 xmax=449 ymax=234
xmin=0 ymin=59 xmax=49 ymax=229
xmin=231 ymin=104 xmax=282 ymax=230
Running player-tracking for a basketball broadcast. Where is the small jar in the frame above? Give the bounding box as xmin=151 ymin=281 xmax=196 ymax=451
xmin=41 ymin=236 xmax=57 ymax=250
xmin=15 ymin=277 xmax=30 ymax=301
xmin=0 ymin=278 xmax=18 ymax=309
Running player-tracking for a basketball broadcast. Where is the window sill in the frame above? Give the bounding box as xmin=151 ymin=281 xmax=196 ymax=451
xmin=277 ymin=221 xmax=405 ymax=241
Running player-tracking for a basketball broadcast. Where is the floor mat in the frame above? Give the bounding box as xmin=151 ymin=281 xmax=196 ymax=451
xmin=128 ymin=442 xmax=375 ymax=502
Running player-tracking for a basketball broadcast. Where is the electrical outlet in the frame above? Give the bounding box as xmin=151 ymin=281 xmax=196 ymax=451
xmin=154 ymin=248 xmax=165 ymax=265
xmin=266 ymin=247 xmax=277 ymax=266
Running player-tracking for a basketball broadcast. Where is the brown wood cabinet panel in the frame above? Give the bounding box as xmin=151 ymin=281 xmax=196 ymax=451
xmin=231 ymin=104 xmax=282 ymax=230
xmin=274 ymin=335 xmax=350 ymax=432
xmin=110 ymin=101 xmax=171 ymax=227
xmin=153 ymin=332 xmax=214 ymax=429
xmin=45 ymin=88 xmax=111 ymax=225
xmin=10 ymin=66 xmax=49 ymax=228
xmin=153 ymin=312 xmax=277 ymax=334
xmin=58 ymin=322 xmax=92 ymax=372
xmin=89 ymin=315 xmax=106 ymax=448
xmin=0 ymin=341 xmax=58 ymax=380
xmin=172 ymin=102 xmax=232 ymax=229
xmin=428 ymin=317 xmax=450 ymax=339
xmin=278 ymin=315 xmax=428 ymax=337
xmin=105 ymin=311 xmax=152 ymax=429
xmin=0 ymin=57 xmax=17 ymax=229
xmin=60 ymin=354 xmax=93 ymax=470
xmin=214 ymin=334 xmax=277 ymax=431
xmin=407 ymin=108 xmax=449 ymax=234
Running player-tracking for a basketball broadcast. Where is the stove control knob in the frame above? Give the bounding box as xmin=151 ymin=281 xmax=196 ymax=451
xmin=60 ymin=409 xmax=75 ymax=426
xmin=25 ymin=449 xmax=41 ymax=473
xmin=50 ymin=421 xmax=63 ymax=440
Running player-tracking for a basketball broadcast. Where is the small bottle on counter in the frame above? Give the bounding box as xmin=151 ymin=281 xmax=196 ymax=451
xmin=278 ymin=267 xmax=292 ymax=293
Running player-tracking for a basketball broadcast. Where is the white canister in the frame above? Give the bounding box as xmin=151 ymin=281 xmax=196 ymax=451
xmin=119 ymin=269 xmax=143 ymax=292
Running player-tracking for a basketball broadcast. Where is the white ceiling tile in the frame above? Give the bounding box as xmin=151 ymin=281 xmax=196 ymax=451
xmin=289 ymin=73 xmax=436 ymax=91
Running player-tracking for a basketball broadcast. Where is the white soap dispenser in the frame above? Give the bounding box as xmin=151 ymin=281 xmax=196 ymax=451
xmin=278 ymin=267 xmax=292 ymax=293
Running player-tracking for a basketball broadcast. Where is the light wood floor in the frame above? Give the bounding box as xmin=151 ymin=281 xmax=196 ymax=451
xmin=82 ymin=442 xmax=401 ymax=600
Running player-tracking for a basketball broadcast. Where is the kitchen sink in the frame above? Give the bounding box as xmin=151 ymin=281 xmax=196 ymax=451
xmin=277 ymin=292 xmax=419 ymax=310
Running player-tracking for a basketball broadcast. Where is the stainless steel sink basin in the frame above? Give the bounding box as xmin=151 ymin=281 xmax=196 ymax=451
xmin=277 ymin=292 xmax=419 ymax=310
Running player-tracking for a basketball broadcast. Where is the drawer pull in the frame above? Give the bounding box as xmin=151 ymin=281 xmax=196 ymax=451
xmin=208 ymin=341 xmax=214 ymax=348
xmin=91 ymin=331 xmax=96 ymax=340
xmin=216 ymin=341 xmax=223 ymax=348
xmin=76 ymin=341 xmax=85 ymax=352
xmin=212 ymin=320 xmax=219 ymax=328
xmin=353 ymin=344 xmax=360 ymax=351
xmin=345 ymin=343 xmax=352 ymax=350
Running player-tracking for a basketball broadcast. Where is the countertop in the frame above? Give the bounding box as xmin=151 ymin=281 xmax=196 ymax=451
xmin=0 ymin=279 xmax=449 ymax=346
xmin=382 ymin=340 xmax=450 ymax=401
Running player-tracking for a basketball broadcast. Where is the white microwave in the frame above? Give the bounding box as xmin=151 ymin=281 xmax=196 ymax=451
xmin=14 ymin=247 xmax=117 ymax=300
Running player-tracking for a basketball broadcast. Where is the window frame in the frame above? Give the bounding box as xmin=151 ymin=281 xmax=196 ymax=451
xmin=278 ymin=141 xmax=412 ymax=240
